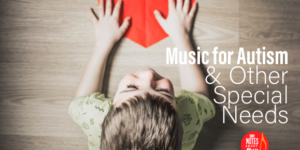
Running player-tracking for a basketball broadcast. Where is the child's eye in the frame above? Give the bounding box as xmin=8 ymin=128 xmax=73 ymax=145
xmin=156 ymin=88 xmax=170 ymax=93
xmin=127 ymin=84 xmax=137 ymax=89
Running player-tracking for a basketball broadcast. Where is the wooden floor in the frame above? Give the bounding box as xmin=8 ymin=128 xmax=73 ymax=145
xmin=0 ymin=0 xmax=299 ymax=149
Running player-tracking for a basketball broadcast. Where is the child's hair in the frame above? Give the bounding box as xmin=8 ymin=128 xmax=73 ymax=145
xmin=101 ymin=93 xmax=183 ymax=150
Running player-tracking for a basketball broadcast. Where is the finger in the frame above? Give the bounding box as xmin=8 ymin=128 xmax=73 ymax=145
xmin=98 ymin=0 xmax=104 ymax=19
xmin=154 ymin=10 xmax=166 ymax=28
xmin=183 ymin=0 xmax=190 ymax=14
xmin=119 ymin=17 xmax=131 ymax=35
xmin=176 ymin=0 xmax=183 ymax=11
xmin=168 ymin=0 xmax=176 ymax=11
xmin=88 ymin=8 xmax=98 ymax=25
xmin=112 ymin=0 xmax=122 ymax=19
xmin=105 ymin=0 xmax=112 ymax=16
xmin=188 ymin=1 xmax=197 ymax=18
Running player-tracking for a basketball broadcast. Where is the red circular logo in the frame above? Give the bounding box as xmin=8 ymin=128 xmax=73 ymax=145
xmin=241 ymin=131 xmax=269 ymax=150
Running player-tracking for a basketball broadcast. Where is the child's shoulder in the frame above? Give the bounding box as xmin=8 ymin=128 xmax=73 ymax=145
xmin=175 ymin=89 xmax=203 ymax=102
xmin=175 ymin=89 xmax=215 ymax=121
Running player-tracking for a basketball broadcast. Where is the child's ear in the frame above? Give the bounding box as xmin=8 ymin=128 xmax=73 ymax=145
xmin=99 ymin=119 xmax=103 ymax=126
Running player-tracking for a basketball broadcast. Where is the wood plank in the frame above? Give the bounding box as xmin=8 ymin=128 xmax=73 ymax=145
xmin=0 ymin=135 xmax=87 ymax=150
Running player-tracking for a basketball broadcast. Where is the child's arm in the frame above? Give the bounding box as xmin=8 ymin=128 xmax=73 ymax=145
xmin=154 ymin=0 xmax=208 ymax=97
xmin=74 ymin=0 xmax=130 ymax=98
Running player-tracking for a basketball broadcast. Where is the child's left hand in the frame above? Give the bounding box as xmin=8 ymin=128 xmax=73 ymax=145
xmin=89 ymin=0 xmax=131 ymax=45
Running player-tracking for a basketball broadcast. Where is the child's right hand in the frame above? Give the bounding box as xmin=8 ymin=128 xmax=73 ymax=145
xmin=89 ymin=0 xmax=131 ymax=46
xmin=154 ymin=0 xmax=197 ymax=42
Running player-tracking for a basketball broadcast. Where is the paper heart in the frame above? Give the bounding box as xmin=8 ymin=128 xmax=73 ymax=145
xmin=102 ymin=0 xmax=194 ymax=48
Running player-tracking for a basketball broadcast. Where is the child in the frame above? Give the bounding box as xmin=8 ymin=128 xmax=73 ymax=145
xmin=68 ymin=0 xmax=215 ymax=149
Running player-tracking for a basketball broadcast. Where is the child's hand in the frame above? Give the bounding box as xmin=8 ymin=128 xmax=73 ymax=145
xmin=89 ymin=0 xmax=131 ymax=45
xmin=154 ymin=0 xmax=197 ymax=41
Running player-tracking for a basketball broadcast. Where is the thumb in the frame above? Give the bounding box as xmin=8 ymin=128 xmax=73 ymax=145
xmin=154 ymin=10 xmax=166 ymax=28
xmin=119 ymin=17 xmax=131 ymax=35
xmin=88 ymin=8 xmax=98 ymax=26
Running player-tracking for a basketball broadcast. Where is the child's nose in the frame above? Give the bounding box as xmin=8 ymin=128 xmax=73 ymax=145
xmin=140 ymin=71 xmax=157 ymax=87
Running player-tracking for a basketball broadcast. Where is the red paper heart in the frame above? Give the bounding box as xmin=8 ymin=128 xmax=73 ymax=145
xmin=102 ymin=0 xmax=194 ymax=48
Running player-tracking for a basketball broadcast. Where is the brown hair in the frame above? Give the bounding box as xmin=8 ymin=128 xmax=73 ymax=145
xmin=100 ymin=93 xmax=183 ymax=150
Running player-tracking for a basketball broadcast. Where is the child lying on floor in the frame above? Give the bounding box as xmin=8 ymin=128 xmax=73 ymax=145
xmin=68 ymin=0 xmax=215 ymax=149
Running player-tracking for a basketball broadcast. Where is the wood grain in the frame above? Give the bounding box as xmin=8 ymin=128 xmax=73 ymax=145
xmin=0 ymin=0 xmax=299 ymax=149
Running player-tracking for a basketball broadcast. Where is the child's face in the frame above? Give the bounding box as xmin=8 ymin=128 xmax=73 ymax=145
xmin=113 ymin=68 xmax=176 ymax=109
